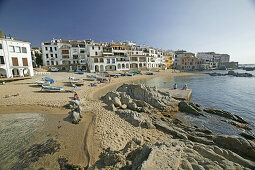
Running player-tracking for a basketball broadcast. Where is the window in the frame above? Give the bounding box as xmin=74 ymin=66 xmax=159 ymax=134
xmin=50 ymin=47 xmax=53 ymax=52
xmin=92 ymin=46 xmax=94 ymax=50
xmin=51 ymin=54 xmax=53 ymax=58
xmin=21 ymin=47 xmax=27 ymax=53
xmin=51 ymin=61 xmax=54 ymax=65
xmin=95 ymin=52 xmax=98 ymax=56
xmin=46 ymin=54 xmax=49 ymax=58
xmin=80 ymin=49 xmax=85 ymax=53
xmin=73 ymin=55 xmax=78 ymax=59
xmin=12 ymin=57 xmax=19 ymax=66
xmin=0 ymin=43 xmax=2 ymax=49
xmin=112 ymin=59 xmax=115 ymax=64
xmin=62 ymin=50 xmax=69 ymax=54
xmin=0 ymin=56 xmax=4 ymax=64
xmin=45 ymin=47 xmax=48 ymax=51
xmin=98 ymin=47 xmax=100 ymax=50
xmin=55 ymin=54 xmax=57 ymax=58
xmin=47 ymin=61 xmax=50 ymax=65
xmin=9 ymin=46 xmax=15 ymax=52
xmin=54 ymin=47 xmax=57 ymax=51
xmin=22 ymin=58 xmax=28 ymax=66
xmin=107 ymin=58 xmax=110 ymax=64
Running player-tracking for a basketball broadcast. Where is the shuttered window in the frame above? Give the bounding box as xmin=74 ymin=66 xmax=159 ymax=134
xmin=22 ymin=58 xmax=28 ymax=66
xmin=12 ymin=57 xmax=19 ymax=66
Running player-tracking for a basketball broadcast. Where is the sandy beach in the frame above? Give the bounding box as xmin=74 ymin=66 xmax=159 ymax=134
xmin=0 ymin=69 xmax=205 ymax=168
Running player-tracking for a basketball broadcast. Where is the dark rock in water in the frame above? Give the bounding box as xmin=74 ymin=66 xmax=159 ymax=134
xmin=240 ymin=132 xmax=255 ymax=140
xmin=58 ymin=157 xmax=83 ymax=170
xmin=208 ymin=72 xmax=225 ymax=76
xmin=154 ymin=119 xmax=188 ymax=140
xmin=204 ymin=108 xmax=248 ymax=124
xmin=179 ymin=101 xmax=204 ymax=116
xmin=221 ymin=120 xmax=252 ymax=130
xmin=11 ymin=139 xmax=60 ymax=169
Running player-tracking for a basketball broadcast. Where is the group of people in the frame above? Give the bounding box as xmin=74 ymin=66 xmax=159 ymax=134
xmin=173 ymin=83 xmax=188 ymax=90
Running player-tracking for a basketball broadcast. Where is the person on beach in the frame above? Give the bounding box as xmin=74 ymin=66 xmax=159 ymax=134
xmin=173 ymin=83 xmax=177 ymax=90
xmin=182 ymin=84 xmax=188 ymax=90
xmin=74 ymin=92 xmax=79 ymax=100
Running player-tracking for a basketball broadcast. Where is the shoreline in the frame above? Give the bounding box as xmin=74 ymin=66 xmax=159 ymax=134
xmin=0 ymin=69 xmax=206 ymax=169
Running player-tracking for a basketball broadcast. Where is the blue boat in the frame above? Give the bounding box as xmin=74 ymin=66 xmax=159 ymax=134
xmin=145 ymin=72 xmax=153 ymax=75
xmin=44 ymin=77 xmax=55 ymax=83
xmin=77 ymin=70 xmax=85 ymax=74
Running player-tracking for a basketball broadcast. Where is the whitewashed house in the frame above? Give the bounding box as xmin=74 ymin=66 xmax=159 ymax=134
xmin=41 ymin=39 xmax=169 ymax=72
xmin=0 ymin=37 xmax=34 ymax=78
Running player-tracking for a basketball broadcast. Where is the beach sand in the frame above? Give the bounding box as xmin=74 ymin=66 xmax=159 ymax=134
xmin=0 ymin=69 xmax=204 ymax=168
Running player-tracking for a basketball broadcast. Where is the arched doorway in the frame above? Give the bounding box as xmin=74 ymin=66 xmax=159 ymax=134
xmin=95 ymin=65 xmax=99 ymax=72
xmin=122 ymin=64 xmax=125 ymax=69
xmin=12 ymin=68 xmax=20 ymax=77
xmin=100 ymin=65 xmax=104 ymax=72
xmin=0 ymin=68 xmax=7 ymax=78
xmin=23 ymin=68 xmax=30 ymax=77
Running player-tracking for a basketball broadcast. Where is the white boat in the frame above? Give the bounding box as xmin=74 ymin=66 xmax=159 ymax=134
xmin=36 ymin=80 xmax=50 ymax=86
xmin=41 ymin=85 xmax=64 ymax=91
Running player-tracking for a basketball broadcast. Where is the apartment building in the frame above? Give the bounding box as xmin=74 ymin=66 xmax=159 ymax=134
xmin=0 ymin=37 xmax=34 ymax=78
xmin=197 ymin=52 xmax=230 ymax=69
xmin=178 ymin=54 xmax=204 ymax=70
xmin=41 ymin=39 xmax=168 ymax=72
xmin=164 ymin=50 xmax=175 ymax=68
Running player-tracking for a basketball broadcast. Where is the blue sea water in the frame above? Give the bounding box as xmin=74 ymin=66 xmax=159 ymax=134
xmin=135 ymin=69 xmax=255 ymax=135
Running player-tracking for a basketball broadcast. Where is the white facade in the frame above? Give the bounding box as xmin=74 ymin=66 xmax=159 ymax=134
xmin=41 ymin=39 xmax=170 ymax=72
xmin=0 ymin=37 xmax=34 ymax=78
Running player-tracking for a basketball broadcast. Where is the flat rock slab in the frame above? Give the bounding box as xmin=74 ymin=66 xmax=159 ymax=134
xmin=158 ymin=89 xmax=192 ymax=101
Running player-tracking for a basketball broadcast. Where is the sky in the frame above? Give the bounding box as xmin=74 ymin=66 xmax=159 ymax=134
xmin=0 ymin=0 xmax=255 ymax=64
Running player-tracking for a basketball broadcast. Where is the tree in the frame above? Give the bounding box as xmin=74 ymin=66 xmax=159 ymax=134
xmin=0 ymin=29 xmax=4 ymax=38
xmin=35 ymin=51 xmax=43 ymax=67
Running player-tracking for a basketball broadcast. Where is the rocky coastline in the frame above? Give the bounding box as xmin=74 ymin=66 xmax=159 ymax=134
xmin=93 ymin=83 xmax=255 ymax=169
xmin=208 ymin=71 xmax=253 ymax=77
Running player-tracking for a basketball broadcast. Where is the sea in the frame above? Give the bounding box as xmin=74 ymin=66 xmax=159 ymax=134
xmin=135 ymin=66 xmax=255 ymax=136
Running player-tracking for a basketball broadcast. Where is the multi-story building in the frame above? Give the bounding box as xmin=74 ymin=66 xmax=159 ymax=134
xmin=41 ymin=39 xmax=170 ymax=72
xmin=196 ymin=52 xmax=230 ymax=69
xmin=177 ymin=54 xmax=204 ymax=70
xmin=0 ymin=37 xmax=34 ymax=78
xmin=41 ymin=39 xmax=88 ymax=71
xmin=164 ymin=50 xmax=175 ymax=68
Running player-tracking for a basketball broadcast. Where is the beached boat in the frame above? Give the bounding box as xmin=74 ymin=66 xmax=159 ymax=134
xmin=35 ymin=80 xmax=50 ymax=86
xmin=145 ymin=72 xmax=153 ymax=75
xmin=44 ymin=77 xmax=55 ymax=83
xmin=41 ymin=85 xmax=64 ymax=91
xmin=85 ymin=75 xmax=97 ymax=81
xmin=76 ymin=70 xmax=85 ymax=74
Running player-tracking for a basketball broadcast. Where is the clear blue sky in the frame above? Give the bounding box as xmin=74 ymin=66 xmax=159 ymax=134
xmin=1 ymin=0 xmax=255 ymax=64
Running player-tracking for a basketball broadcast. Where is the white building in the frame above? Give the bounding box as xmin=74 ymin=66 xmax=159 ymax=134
xmin=197 ymin=52 xmax=230 ymax=68
xmin=41 ymin=39 xmax=170 ymax=72
xmin=0 ymin=37 xmax=34 ymax=78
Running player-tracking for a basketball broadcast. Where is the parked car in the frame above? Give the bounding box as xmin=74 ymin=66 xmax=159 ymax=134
xmin=50 ymin=67 xmax=59 ymax=72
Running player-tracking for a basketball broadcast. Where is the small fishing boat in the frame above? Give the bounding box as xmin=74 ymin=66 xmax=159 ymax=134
xmin=35 ymin=80 xmax=50 ymax=86
xmin=145 ymin=72 xmax=153 ymax=75
xmin=76 ymin=70 xmax=85 ymax=74
xmin=41 ymin=85 xmax=64 ymax=91
xmin=85 ymin=75 xmax=97 ymax=81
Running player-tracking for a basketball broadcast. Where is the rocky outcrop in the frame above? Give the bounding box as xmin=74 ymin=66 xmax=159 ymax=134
xmin=204 ymin=108 xmax=248 ymax=124
xmin=91 ymin=137 xmax=255 ymax=169
xmin=208 ymin=71 xmax=253 ymax=77
xmin=116 ymin=84 xmax=180 ymax=112
xmin=66 ymin=98 xmax=84 ymax=124
xmin=103 ymin=84 xmax=180 ymax=128
xmin=115 ymin=110 xmax=155 ymax=129
xmin=179 ymin=101 xmax=204 ymax=116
